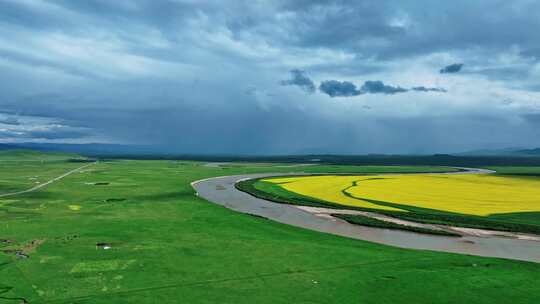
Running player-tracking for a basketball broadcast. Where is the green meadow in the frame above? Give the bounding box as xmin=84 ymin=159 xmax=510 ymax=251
xmin=0 ymin=152 xmax=539 ymax=303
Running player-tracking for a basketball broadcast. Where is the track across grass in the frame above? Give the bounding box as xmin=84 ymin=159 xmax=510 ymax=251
xmin=0 ymin=153 xmax=539 ymax=303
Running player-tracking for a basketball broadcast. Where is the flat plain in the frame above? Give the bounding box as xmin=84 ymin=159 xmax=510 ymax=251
xmin=1 ymin=152 xmax=539 ymax=303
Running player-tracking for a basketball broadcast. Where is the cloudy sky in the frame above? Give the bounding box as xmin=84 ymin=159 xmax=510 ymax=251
xmin=1 ymin=0 xmax=540 ymax=154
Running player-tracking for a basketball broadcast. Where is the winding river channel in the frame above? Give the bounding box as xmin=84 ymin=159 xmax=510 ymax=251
xmin=192 ymin=169 xmax=540 ymax=263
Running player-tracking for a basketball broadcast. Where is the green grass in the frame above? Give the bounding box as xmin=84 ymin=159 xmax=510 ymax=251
xmin=0 ymin=153 xmax=538 ymax=303
xmin=332 ymin=214 xmax=461 ymax=237
xmin=370 ymin=206 xmax=540 ymax=234
xmin=0 ymin=149 xmax=80 ymax=162
xmin=301 ymin=165 xmax=460 ymax=174
xmin=487 ymin=166 xmax=540 ymax=176
xmin=0 ymin=150 xmax=89 ymax=195
xmin=209 ymin=163 xmax=459 ymax=174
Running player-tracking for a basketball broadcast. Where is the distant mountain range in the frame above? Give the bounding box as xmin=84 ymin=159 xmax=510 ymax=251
xmin=2 ymin=142 xmax=540 ymax=157
xmin=456 ymin=147 xmax=540 ymax=157
xmin=0 ymin=143 xmax=158 ymax=156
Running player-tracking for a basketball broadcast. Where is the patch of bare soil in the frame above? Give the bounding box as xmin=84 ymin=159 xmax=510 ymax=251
xmin=1 ymin=239 xmax=45 ymax=259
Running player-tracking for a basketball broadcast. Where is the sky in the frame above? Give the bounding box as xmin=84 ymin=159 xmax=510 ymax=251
xmin=1 ymin=0 xmax=540 ymax=154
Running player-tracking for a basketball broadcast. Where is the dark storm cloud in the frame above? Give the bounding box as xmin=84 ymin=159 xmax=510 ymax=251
xmin=360 ymin=80 xmax=408 ymax=94
xmin=520 ymin=48 xmax=540 ymax=61
xmin=440 ymin=63 xmax=464 ymax=74
xmin=319 ymin=80 xmax=445 ymax=97
xmin=24 ymin=128 xmax=89 ymax=140
xmin=3 ymin=1 xmax=539 ymax=76
xmin=0 ymin=117 xmax=21 ymax=125
xmin=411 ymin=86 xmax=447 ymax=93
xmin=240 ymin=1 xmax=540 ymax=63
xmin=277 ymin=2 xmax=405 ymax=50
xmin=280 ymin=69 xmax=316 ymax=93
xmin=525 ymin=84 xmax=540 ymax=92
xmin=319 ymin=80 xmax=361 ymax=97
xmin=0 ymin=49 xmax=95 ymax=79
xmin=521 ymin=113 xmax=540 ymax=124
xmin=0 ymin=0 xmax=197 ymax=32
xmin=0 ymin=110 xmax=90 ymax=141
xmin=1 ymin=1 xmax=540 ymax=152
xmin=0 ymin=130 xmax=21 ymax=137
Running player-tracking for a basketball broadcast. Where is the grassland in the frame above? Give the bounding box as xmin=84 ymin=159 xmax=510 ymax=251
xmin=207 ymin=163 xmax=459 ymax=174
xmin=0 ymin=151 xmax=88 ymax=196
xmin=0 ymin=153 xmax=539 ymax=303
xmin=301 ymin=165 xmax=460 ymax=174
xmin=332 ymin=214 xmax=461 ymax=237
xmin=0 ymin=149 xmax=82 ymax=162
xmin=486 ymin=166 xmax=540 ymax=176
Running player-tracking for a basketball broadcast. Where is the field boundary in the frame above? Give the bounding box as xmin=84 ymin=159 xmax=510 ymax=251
xmin=193 ymin=172 xmax=540 ymax=262
xmin=236 ymin=171 xmax=540 ymax=237
xmin=0 ymin=162 xmax=96 ymax=198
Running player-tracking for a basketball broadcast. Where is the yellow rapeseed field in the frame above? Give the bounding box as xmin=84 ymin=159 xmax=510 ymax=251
xmin=264 ymin=175 xmax=402 ymax=211
xmin=265 ymin=174 xmax=540 ymax=216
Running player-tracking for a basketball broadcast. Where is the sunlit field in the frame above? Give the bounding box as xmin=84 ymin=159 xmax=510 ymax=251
xmin=266 ymin=174 xmax=540 ymax=216
xmin=265 ymin=176 xmax=402 ymax=211
xmin=2 ymin=150 xmax=540 ymax=303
